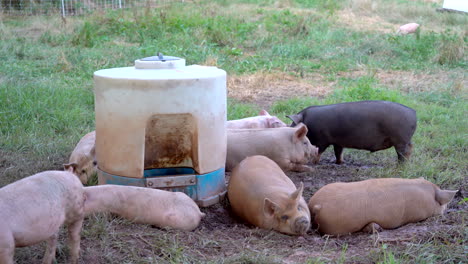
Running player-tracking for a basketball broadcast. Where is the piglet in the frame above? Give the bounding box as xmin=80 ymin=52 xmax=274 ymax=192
xmin=228 ymin=155 xmax=311 ymax=235
xmin=397 ymin=23 xmax=420 ymax=35
xmin=226 ymin=110 xmax=287 ymax=129
xmin=83 ymin=185 xmax=205 ymax=231
xmin=226 ymin=123 xmax=318 ymax=172
xmin=65 ymin=131 xmax=97 ymax=184
xmin=309 ymin=178 xmax=457 ymax=236
xmin=0 ymin=169 xmax=85 ymax=264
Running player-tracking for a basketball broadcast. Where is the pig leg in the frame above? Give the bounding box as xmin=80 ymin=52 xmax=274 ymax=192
xmin=42 ymin=234 xmax=58 ymax=264
xmin=395 ymin=142 xmax=413 ymax=163
xmin=315 ymin=144 xmax=330 ymax=164
xmin=289 ymin=163 xmax=314 ymax=172
xmin=0 ymin=232 xmax=14 ymax=264
xmin=362 ymin=222 xmax=382 ymax=233
xmin=282 ymin=159 xmax=314 ymax=172
xmin=67 ymin=219 xmax=83 ymax=264
xmin=333 ymin=145 xmax=344 ymax=164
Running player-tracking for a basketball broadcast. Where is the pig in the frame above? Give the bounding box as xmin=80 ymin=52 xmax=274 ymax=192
xmin=226 ymin=109 xmax=287 ymax=129
xmin=309 ymin=178 xmax=458 ymax=236
xmin=228 ymin=155 xmax=311 ymax=235
xmin=397 ymin=23 xmax=420 ymax=35
xmin=83 ymin=185 xmax=205 ymax=231
xmin=0 ymin=169 xmax=85 ymax=264
xmin=226 ymin=123 xmax=318 ymax=172
xmin=64 ymin=131 xmax=97 ymax=185
xmin=287 ymin=100 xmax=417 ymax=164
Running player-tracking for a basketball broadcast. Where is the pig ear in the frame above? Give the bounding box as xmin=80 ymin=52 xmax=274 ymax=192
xmin=63 ymin=163 xmax=78 ymax=173
xmin=290 ymin=182 xmax=304 ymax=201
xmin=286 ymin=113 xmax=303 ymax=125
xmin=435 ymin=189 xmax=458 ymax=205
xmin=259 ymin=109 xmax=269 ymax=116
xmin=293 ymin=123 xmax=308 ymax=142
xmin=90 ymin=146 xmax=96 ymax=156
xmin=263 ymin=198 xmax=279 ymax=217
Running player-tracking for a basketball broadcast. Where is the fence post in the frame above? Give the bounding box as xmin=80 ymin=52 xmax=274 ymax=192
xmin=61 ymin=0 xmax=66 ymax=16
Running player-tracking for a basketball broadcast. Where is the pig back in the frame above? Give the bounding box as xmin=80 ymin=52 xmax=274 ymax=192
xmin=309 ymin=178 xmax=444 ymax=235
xmin=228 ymin=156 xmax=297 ymax=227
xmin=0 ymin=171 xmax=84 ymax=246
xmin=300 ymin=101 xmax=416 ymax=150
xmin=69 ymin=131 xmax=96 ymax=160
xmin=226 ymin=127 xmax=304 ymax=171
xmin=83 ymin=185 xmax=203 ymax=230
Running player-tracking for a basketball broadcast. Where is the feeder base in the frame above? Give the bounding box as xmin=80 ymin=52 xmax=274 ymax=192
xmin=97 ymin=167 xmax=226 ymax=207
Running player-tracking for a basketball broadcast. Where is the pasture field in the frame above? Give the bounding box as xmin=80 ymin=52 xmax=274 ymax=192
xmin=0 ymin=0 xmax=466 ymax=263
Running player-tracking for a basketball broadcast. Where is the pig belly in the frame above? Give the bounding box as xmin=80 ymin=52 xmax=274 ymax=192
xmin=338 ymin=136 xmax=394 ymax=152
xmin=12 ymin=215 xmax=65 ymax=247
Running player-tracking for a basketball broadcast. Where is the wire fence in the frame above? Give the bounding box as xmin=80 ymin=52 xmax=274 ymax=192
xmin=0 ymin=0 xmax=177 ymax=16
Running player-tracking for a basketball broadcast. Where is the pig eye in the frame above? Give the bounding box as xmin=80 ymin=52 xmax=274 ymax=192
xmin=297 ymin=206 xmax=302 ymax=211
xmin=81 ymin=169 xmax=86 ymax=174
xmin=281 ymin=215 xmax=289 ymax=221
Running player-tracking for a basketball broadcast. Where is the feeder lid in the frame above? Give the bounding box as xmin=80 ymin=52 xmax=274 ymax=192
xmin=135 ymin=53 xmax=186 ymax=69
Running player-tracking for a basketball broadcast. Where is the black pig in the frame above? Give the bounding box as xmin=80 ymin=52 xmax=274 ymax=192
xmin=287 ymin=100 xmax=417 ymax=164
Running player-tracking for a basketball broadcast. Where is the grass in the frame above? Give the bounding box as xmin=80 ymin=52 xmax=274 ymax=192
xmin=0 ymin=0 xmax=466 ymax=263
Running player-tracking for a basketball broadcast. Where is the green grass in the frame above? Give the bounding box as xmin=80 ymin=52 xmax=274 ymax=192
xmin=0 ymin=0 xmax=466 ymax=263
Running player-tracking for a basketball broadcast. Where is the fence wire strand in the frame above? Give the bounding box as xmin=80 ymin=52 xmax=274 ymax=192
xmin=1 ymin=0 xmax=177 ymax=16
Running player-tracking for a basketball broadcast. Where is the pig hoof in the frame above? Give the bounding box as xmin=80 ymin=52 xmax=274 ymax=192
xmin=363 ymin=223 xmax=382 ymax=233
xmin=299 ymin=166 xmax=314 ymax=173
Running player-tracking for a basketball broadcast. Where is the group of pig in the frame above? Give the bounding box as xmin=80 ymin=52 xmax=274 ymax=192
xmin=0 ymin=100 xmax=458 ymax=263
xmin=226 ymin=101 xmax=456 ymax=236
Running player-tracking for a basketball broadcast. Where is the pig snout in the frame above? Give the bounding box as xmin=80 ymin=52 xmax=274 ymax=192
xmin=293 ymin=216 xmax=310 ymax=235
xmin=303 ymin=144 xmax=318 ymax=163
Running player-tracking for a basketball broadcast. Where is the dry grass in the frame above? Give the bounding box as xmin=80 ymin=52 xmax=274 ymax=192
xmin=227 ymin=72 xmax=333 ymax=108
xmin=338 ymin=68 xmax=467 ymax=95
xmin=225 ymin=67 xmax=466 ymax=109
xmin=335 ymin=9 xmax=396 ymax=34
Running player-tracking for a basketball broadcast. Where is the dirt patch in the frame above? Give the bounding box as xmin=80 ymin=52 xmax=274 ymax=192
xmin=336 ymin=9 xmax=397 ymax=34
xmin=227 ymin=72 xmax=333 ymax=108
xmin=227 ymin=68 xmax=466 ymax=109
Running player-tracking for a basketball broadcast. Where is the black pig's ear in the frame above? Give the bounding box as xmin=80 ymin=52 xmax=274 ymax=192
xmin=286 ymin=113 xmax=303 ymax=125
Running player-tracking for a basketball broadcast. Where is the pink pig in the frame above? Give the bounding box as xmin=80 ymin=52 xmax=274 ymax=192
xmin=0 ymin=168 xmax=85 ymax=264
xmin=227 ymin=110 xmax=287 ymax=129
xmin=397 ymin=23 xmax=420 ymax=35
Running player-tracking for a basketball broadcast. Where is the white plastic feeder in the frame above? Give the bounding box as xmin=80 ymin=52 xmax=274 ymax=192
xmin=93 ymin=54 xmax=227 ymax=206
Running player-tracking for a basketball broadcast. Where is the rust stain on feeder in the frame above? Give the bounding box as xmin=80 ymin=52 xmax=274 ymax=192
xmin=144 ymin=114 xmax=198 ymax=170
